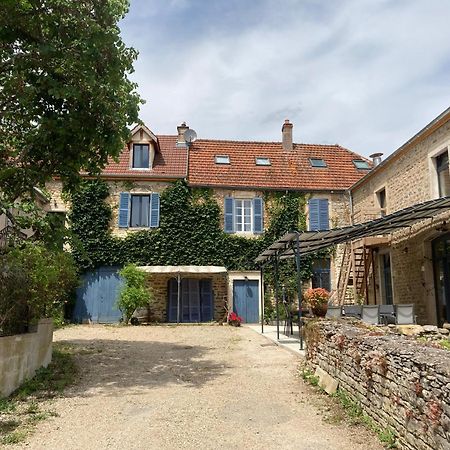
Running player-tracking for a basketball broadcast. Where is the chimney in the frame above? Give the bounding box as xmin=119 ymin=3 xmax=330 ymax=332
xmin=282 ymin=119 xmax=293 ymax=151
xmin=177 ymin=121 xmax=189 ymax=147
xmin=370 ymin=152 xmax=383 ymax=167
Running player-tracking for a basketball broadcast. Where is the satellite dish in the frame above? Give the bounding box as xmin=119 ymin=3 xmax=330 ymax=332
xmin=184 ymin=129 xmax=197 ymax=144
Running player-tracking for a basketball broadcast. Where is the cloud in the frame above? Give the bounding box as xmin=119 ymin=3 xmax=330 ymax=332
xmin=120 ymin=0 xmax=450 ymax=156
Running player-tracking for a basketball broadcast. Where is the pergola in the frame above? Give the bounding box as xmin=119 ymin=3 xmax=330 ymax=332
xmin=255 ymin=196 xmax=450 ymax=349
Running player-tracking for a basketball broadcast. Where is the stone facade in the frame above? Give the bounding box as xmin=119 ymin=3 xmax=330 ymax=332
xmin=0 ymin=319 xmax=53 ymax=397
xmin=351 ymin=113 xmax=450 ymax=325
xmin=305 ymin=320 xmax=450 ymax=450
xmin=144 ymin=273 xmax=228 ymax=322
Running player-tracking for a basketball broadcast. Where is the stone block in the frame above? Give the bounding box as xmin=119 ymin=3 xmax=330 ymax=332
xmin=314 ymin=366 xmax=339 ymax=395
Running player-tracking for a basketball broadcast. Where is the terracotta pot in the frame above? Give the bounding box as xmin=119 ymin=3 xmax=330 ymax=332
xmin=312 ymin=303 xmax=328 ymax=317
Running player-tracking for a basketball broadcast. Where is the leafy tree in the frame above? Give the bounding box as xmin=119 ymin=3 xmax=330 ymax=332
xmin=117 ymin=264 xmax=153 ymax=324
xmin=0 ymin=0 xmax=141 ymax=229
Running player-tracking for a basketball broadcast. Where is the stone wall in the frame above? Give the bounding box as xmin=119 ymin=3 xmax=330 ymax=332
xmin=144 ymin=273 xmax=228 ymax=322
xmin=0 ymin=319 xmax=53 ymax=397
xmin=305 ymin=320 xmax=450 ymax=450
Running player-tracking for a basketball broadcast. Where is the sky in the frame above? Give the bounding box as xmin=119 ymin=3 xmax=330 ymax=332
xmin=120 ymin=0 xmax=450 ymax=157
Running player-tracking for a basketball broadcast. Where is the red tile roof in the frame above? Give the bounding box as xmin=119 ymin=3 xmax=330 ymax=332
xmin=101 ymin=135 xmax=187 ymax=179
xmin=188 ymin=139 xmax=371 ymax=191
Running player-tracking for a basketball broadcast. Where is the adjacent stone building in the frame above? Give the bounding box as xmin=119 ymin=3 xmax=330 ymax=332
xmin=350 ymin=107 xmax=450 ymax=325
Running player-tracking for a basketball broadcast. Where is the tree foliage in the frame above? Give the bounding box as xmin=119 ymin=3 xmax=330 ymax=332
xmin=117 ymin=264 xmax=153 ymax=324
xmin=0 ymin=243 xmax=78 ymax=336
xmin=0 ymin=0 xmax=141 ymax=226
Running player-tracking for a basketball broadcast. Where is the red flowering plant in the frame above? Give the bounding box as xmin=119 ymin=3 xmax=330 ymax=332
xmin=228 ymin=311 xmax=243 ymax=327
xmin=303 ymin=288 xmax=330 ymax=317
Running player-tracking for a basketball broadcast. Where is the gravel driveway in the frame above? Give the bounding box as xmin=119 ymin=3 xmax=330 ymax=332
xmin=18 ymin=325 xmax=382 ymax=450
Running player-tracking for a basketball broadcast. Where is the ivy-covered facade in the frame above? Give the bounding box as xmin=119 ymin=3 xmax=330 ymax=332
xmin=47 ymin=121 xmax=369 ymax=323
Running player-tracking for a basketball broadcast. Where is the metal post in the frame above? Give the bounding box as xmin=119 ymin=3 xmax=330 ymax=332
xmin=177 ymin=273 xmax=181 ymax=324
xmin=295 ymin=232 xmax=304 ymax=350
xmin=260 ymin=265 xmax=264 ymax=334
xmin=274 ymin=254 xmax=280 ymax=340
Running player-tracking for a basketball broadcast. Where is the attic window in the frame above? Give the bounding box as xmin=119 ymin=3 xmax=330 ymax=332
xmin=215 ymin=155 xmax=230 ymax=164
xmin=256 ymin=157 xmax=271 ymax=166
xmin=353 ymin=160 xmax=370 ymax=170
xmin=132 ymin=144 xmax=150 ymax=169
xmin=309 ymin=158 xmax=327 ymax=168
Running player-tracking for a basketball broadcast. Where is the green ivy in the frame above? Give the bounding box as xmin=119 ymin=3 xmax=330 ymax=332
xmin=69 ymin=180 xmax=317 ymax=282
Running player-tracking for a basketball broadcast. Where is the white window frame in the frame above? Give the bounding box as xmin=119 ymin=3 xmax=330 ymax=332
xmin=428 ymin=144 xmax=450 ymax=199
xmin=131 ymin=143 xmax=152 ymax=170
xmin=234 ymin=199 xmax=253 ymax=233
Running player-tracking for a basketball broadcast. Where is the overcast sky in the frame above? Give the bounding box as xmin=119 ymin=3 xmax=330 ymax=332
xmin=120 ymin=0 xmax=450 ymax=157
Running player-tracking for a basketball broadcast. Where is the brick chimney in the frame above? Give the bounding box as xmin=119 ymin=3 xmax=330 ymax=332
xmin=177 ymin=122 xmax=189 ymax=147
xmin=282 ymin=119 xmax=293 ymax=151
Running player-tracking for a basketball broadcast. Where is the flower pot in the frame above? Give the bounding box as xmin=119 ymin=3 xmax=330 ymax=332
xmin=311 ymin=303 xmax=328 ymax=317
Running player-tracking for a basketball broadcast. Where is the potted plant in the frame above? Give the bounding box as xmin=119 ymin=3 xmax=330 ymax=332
xmin=303 ymin=288 xmax=330 ymax=317
xmin=228 ymin=312 xmax=243 ymax=327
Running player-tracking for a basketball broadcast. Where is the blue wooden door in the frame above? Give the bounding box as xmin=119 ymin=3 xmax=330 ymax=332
xmin=74 ymin=266 xmax=123 ymax=323
xmin=233 ymin=280 xmax=259 ymax=323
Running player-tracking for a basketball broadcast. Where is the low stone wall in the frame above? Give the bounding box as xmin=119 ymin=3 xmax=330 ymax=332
xmin=0 ymin=319 xmax=53 ymax=397
xmin=305 ymin=320 xmax=450 ymax=450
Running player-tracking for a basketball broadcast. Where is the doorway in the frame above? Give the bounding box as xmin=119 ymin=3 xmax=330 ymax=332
xmin=432 ymin=234 xmax=450 ymax=325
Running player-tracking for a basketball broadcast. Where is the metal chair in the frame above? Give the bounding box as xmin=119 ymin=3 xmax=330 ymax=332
xmin=379 ymin=304 xmax=396 ymax=325
xmin=325 ymin=306 xmax=342 ymax=319
xmin=362 ymin=305 xmax=379 ymax=325
xmin=396 ymin=304 xmax=416 ymax=325
xmin=343 ymin=305 xmax=362 ymax=318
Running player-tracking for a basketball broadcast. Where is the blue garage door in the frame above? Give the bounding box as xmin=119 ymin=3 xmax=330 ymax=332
xmin=233 ymin=280 xmax=259 ymax=323
xmin=74 ymin=266 xmax=124 ymax=323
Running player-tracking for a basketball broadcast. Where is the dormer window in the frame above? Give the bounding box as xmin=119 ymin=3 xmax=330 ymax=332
xmin=309 ymin=158 xmax=327 ymax=168
xmin=215 ymin=155 xmax=230 ymax=164
xmin=256 ymin=157 xmax=271 ymax=166
xmin=132 ymin=144 xmax=150 ymax=169
xmin=353 ymin=159 xmax=370 ymax=170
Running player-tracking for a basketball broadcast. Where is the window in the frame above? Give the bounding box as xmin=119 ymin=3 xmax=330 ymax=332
xmin=376 ymin=188 xmax=387 ymax=217
xmin=132 ymin=144 xmax=150 ymax=169
xmin=308 ymin=198 xmax=329 ymax=231
xmin=309 ymin=158 xmax=327 ymax=168
xmin=256 ymin=157 xmax=271 ymax=166
xmin=224 ymin=197 xmax=263 ymax=234
xmin=118 ymin=192 xmax=160 ymax=228
xmin=353 ymin=160 xmax=371 ymax=170
xmin=215 ymin=155 xmax=230 ymax=164
xmin=312 ymin=258 xmax=331 ymax=292
xmin=436 ymin=151 xmax=450 ymax=197
xmin=380 ymin=253 xmax=393 ymax=305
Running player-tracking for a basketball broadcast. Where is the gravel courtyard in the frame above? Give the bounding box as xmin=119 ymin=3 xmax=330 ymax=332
xmin=18 ymin=325 xmax=382 ymax=450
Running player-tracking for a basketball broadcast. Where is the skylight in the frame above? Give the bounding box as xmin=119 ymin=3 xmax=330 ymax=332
xmin=215 ymin=155 xmax=230 ymax=164
xmin=256 ymin=157 xmax=271 ymax=166
xmin=353 ymin=160 xmax=371 ymax=170
xmin=309 ymin=158 xmax=327 ymax=168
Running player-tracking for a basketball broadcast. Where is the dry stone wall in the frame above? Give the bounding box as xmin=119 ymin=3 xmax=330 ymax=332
xmin=305 ymin=320 xmax=450 ymax=450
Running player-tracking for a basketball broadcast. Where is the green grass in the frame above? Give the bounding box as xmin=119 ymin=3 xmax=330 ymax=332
xmin=437 ymin=339 xmax=450 ymax=350
xmin=300 ymin=367 xmax=320 ymax=387
xmin=0 ymin=344 xmax=76 ymax=445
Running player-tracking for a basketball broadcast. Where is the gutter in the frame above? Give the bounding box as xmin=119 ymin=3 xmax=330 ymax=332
xmin=186 ymin=182 xmax=350 ymax=193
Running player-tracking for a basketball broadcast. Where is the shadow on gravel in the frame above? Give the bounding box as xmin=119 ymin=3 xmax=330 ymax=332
xmin=57 ymin=338 xmax=228 ymax=396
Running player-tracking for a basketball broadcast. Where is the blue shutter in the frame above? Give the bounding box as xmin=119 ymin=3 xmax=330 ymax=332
xmin=224 ymin=197 xmax=234 ymax=233
xmin=149 ymin=193 xmax=160 ymax=228
xmin=253 ymin=197 xmax=263 ymax=234
xmin=118 ymin=193 xmax=130 ymax=228
xmin=319 ymin=199 xmax=329 ymax=230
xmin=309 ymin=198 xmax=320 ymax=231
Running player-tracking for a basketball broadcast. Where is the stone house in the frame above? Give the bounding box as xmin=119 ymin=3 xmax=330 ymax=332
xmin=348 ymin=107 xmax=450 ymax=325
xmin=48 ymin=120 xmax=370 ymax=324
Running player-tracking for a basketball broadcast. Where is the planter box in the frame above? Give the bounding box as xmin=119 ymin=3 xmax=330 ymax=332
xmin=0 ymin=319 xmax=53 ymax=397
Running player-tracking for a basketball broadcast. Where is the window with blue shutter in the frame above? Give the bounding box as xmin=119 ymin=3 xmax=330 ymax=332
xmin=309 ymin=198 xmax=329 ymax=231
xmin=118 ymin=193 xmax=130 ymax=228
xmin=118 ymin=192 xmax=161 ymax=229
xmin=224 ymin=197 xmax=234 ymax=233
xmin=150 ymin=193 xmax=160 ymax=228
xmin=253 ymin=197 xmax=263 ymax=234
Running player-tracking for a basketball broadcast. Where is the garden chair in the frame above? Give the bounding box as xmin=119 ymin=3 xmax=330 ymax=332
xmin=343 ymin=305 xmax=362 ymax=318
xmin=325 ymin=306 xmax=342 ymax=319
xmin=379 ymin=304 xmax=396 ymax=325
xmin=395 ymin=304 xmax=416 ymax=325
xmin=361 ymin=305 xmax=379 ymax=325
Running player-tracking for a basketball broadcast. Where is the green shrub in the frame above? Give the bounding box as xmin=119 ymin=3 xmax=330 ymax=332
xmin=116 ymin=264 xmax=153 ymax=324
xmin=0 ymin=243 xmax=78 ymax=336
